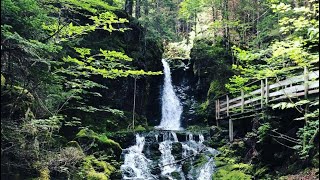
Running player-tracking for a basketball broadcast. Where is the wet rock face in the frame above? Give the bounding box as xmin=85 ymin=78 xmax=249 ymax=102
xmin=145 ymin=143 xmax=161 ymax=161
xmin=171 ymin=142 xmax=183 ymax=160
xmin=166 ymin=59 xmax=199 ymax=128
xmin=182 ymin=160 xmax=193 ymax=175
xmin=108 ymin=131 xmax=136 ymax=149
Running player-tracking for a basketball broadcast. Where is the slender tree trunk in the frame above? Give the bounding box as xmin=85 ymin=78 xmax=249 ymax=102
xmin=224 ymin=0 xmax=230 ymax=51
xmin=125 ymin=0 xmax=133 ymax=16
xmin=293 ymin=0 xmax=299 ymax=8
xmin=255 ymin=0 xmax=260 ymax=48
xmin=132 ymin=77 xmax=137 ymax=130
xmin=135 ymin=0 xmax=141 ymax=18
xmin=253 ymin=0 xmax=258 ymax=35
xmin=212 ymin=6 xmax=215 ymax=22
xmin=143 ymin=0 xmax=149 ymax=16
xmin=194 ymin=12 xmax=197 ymax=36
xmin=304 ymin=0 xmax=309 ymax=8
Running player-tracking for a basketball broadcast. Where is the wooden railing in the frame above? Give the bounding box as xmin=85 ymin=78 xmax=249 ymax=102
xmin=215 ymin=67 xmax=319 ymax=120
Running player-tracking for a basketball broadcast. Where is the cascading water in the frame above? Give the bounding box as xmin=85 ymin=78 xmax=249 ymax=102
xmin=121 ymin=59 xmax=218 ymax=179
xmin=156 ymin=59 xmax=183 ymax=130
xmin=198 ymin=158 xmax=216 ymax=180
xmin=121 ymin=134 xmax=154 ymax=179
xmin=158 ymin=132 xmax=185 ymax=179
xmin=121 ymin=132 xmax=218 ymax=179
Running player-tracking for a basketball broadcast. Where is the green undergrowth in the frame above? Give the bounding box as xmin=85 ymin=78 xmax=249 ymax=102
xmin=76 ymin=128 xmax=121 ymax=151
xmin=212 ymin=145 xmax=253 ymax=180
xmin=186 ymin=125 xmax=211 ymax=133
xmin=78 ymin=155 xmax=116 ymax=180
xmin=105 ymin=125 xmax=156 ymax=136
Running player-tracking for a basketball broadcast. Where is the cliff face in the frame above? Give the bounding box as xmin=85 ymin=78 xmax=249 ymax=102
xmin=59 ymin=10 xmax=165 ymax=131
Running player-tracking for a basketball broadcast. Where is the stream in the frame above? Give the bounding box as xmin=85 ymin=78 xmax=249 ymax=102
xmin=121 ymin=59 xmax=218 ymax=179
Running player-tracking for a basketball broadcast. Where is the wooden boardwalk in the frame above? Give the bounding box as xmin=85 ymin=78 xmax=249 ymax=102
xmin=215 ymin=67 xmax=319 ymax=141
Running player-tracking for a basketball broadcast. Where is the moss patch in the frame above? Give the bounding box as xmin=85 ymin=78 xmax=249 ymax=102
xmin=80 ymin=155 xmax=116 ymax=180
xmin=212 ymin=145 xmax=253 ymax=179
xmin=76 ymin=128 xmax=122 ymax=151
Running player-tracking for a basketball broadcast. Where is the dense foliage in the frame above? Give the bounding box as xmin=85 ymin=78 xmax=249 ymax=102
xmin=1 ymin=0 xmax=319 ymax=179
xmin=1 ymin=0 xmax=162 ymax=179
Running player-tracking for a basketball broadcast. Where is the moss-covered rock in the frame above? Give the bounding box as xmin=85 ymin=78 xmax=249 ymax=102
xmin=170 ymin=171 xmax=183 ymax=180
xmin=1 ymin=85 xmax=35 ymax=120
xmin=212 ymin=144 xmax=253 ymax=179
xmin=80 ymin=155 xmax=116 ymax=180
xmin=170 ymin=142 xmax=182 ymax=160
xmin=76 ymin=128 xmax=122 ymax=151
xmin=181 ymin=160 xmax=193 ymax=175
xmin=39 ymin=167 xmax=50 ymax=180
xmin=1 ymin=74 xmax=5 ymax=88
xmin=213 ymin=169 xmax=252 ymax=180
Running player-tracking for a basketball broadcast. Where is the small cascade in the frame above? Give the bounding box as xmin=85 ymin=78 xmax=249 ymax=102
xmin=121 ymin=132 xmax=218 ymax=179
xmin=199 ymin=134 xmax=204 ymax=143
xmin=158 ymin=131 xmax=185 ymax=179
xmin=198 ymin=158 xmax=215 ymax=180
xmin=155 ymin=134 xmax=159 ymax=142
xmin=121 ymin=134 xmax=154 ymax=179
xmin=159 ymin=141 xmax=178 ymax=177
xmin=188 ymin=134 xmax=194 ymax=141
xmin=171 ymin=131 xmax=179 ymax=142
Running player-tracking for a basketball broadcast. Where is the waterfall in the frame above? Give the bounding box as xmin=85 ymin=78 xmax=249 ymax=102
xmin=156 ymin=59 xmax=183 ymax=130
xmin=121 ymin=134 xmax=154 ymax=179
xmin=121 ymin=59 xmax=217 ymax=180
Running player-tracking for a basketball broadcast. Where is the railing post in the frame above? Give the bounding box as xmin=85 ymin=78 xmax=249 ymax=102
xmin=303 ymin=66 xmax=309 ymax=151
xmin=229 ymin=118 xmax=233 ymax=142
xmin=217 ymin=99 xmax=220 ymax=119
xmin=226 ymin=94 xmax=229 ymax=116
xmin=304 ymin=66 xmax=309 ymax=99
xmin=261 ymin=79 xmax=264 ymax=108
xmin=215 ymin=100 xmax=217 ymax=119
xmin=265 ymin=78 xmax=269 ymax=104
xmin=241 ymin=89 xmax=244 ymax=113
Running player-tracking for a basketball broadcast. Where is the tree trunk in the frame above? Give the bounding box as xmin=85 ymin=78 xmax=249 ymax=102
xmin=212 ymin=6 xmax=216 ymax=22
xmin=293 ymin=0 xmax=299 ymax=8
xmin=143 ymin=0 xmax=149 ymax=16
xmin=194 ymin=12 xmax=197 ymax=36
xmin=135 ymin=0 xmax=141 ymax=19
xmin=125 ymin=0 xmax=133 ymax=16
xmin=224 ymin=0 xmax=230 ymax=51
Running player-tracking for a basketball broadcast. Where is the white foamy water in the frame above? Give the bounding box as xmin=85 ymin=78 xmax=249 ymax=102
xmin=156 ymin=59 xmax=183 ymax=130
xmin=198 ymin=158 xmax=215 ymax=180
xmin=121 ymin=132 xmax=218 ymax=179
xmin=159 ymin=132 xmax=185 ymax=180
xmin=121 ymin=134 xmax=154 ymax=180
xmin=199 ymin=134 xmax=205 ymax=143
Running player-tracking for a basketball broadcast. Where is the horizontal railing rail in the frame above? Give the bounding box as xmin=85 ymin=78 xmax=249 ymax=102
xmin=215 ymin=68 xmax=319 ymax=120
